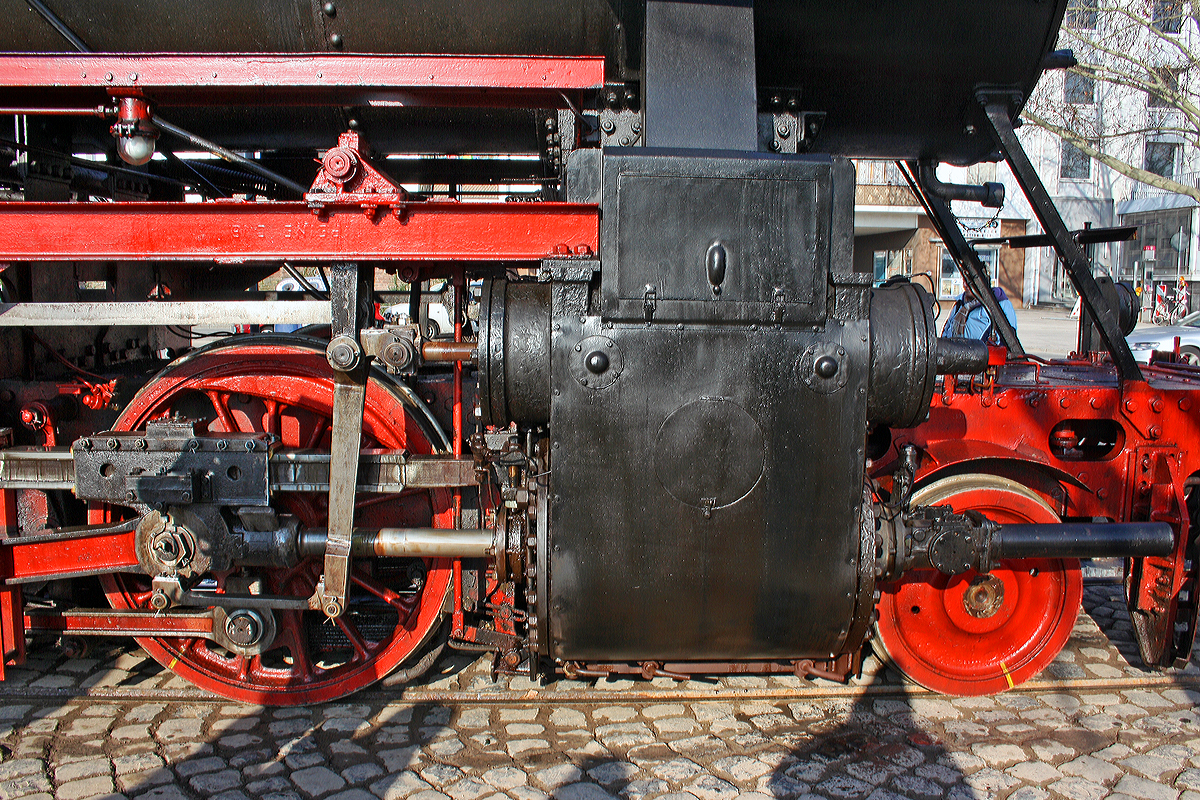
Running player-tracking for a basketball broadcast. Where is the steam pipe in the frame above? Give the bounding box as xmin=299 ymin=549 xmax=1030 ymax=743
xmin=994 ymin=522 xmax=1174 ymax=560
xmin=917 ymin=160 xmax=1004 ymax=209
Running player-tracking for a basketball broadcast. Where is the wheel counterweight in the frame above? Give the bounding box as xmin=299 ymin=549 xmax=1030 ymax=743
xmin=94 ymin=337 xmax=453 ymax=705
xmin=875 ymin=474 xmax=1083 ymax=695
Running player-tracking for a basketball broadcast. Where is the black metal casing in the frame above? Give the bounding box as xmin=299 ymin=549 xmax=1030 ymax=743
xmin=546 ymin=149 xmax=874 ymax=660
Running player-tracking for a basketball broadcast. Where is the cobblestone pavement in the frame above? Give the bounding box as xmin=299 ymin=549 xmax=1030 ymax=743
xmin=0 ymin=583 xmax=1196 ymax=800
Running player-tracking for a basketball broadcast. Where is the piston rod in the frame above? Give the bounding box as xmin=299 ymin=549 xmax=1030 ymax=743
xmin=994 ymin=522 xmax=1175 ymax=560
xmin=298 ymin=528 xmax=493 ymax=558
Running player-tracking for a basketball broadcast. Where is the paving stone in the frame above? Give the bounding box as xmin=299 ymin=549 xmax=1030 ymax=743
xmin=1059 ymin=755 xmax=1125 ymax=785
xmin=371 ymin=771 xmax=433 ymax=800
xmin=508 ymin=739 xmax=551 ymax=757
xmin=379 ymin=747 xmax=423 ymax=773
xmin=551 ymin=709 xmax=588 ymax=728
xmin=422 ymin=765 xmax=466 ymax=788
xmin=619 ymin=779 xmax=670 ymax=800
xmin=1114 ymin=775 xmax=1181 ymax=800
xmin=553 ymin=783 xmax=616 ymax=800
xmin=587 ymin=763 xmax=639 ymax=787
xmin=342 ymin=764 xmax=384 ymax=785
xmin=445 ymin=777 xmax=493 ymax=800
xmin=535 ymin=765 xmax=585 ymax=790
xmin=1006 ymin=762 xmax=1063 ymax=784
xmin=653 ymin=760 xmax=705 ymax=783
xmin=480 ymin=767 xmax=528 ymax=790
xmin=250 ymin=777 xmax=298 ymax=795
xmin=970 ymin=743 xmax=1026 ymax=767
xmin=594 ymin=707 xmax=638 ymax=723
xmin=326 ymin=791 xmax=377 ymax=800
xmin=815 ymin=774 xmax=872 ymax=798
xmin=1179 ymin=770 xmax=1200 ymax=792
xmin=756 ymin=774 xmax=810 ymax=799
xmin=888 ymin=775 xmax=943 ymax=797
xmin=54 ymin=757 xmax=111 ymax=783
xmin=1122 ymin=754 xmax=1182 ymax=780
xmin=192 ymin=769 xmax=244 ymax=795
xmin=687 ymin=775 xmax=739 ymax=800
xmin=712 ymin=757 xmax=771 ymax=782
xmin=654 ymin=717 xmax=701 ymax=736
xmin=1050 ymin=777 xmax=1110 ymax=800
xmin=118 ymin=766 xmax=175 ymax=793
xmin=292 ymin=766 xmax=348 ymax=798
xmin=57 ymin=775 xmax=116 ymax=800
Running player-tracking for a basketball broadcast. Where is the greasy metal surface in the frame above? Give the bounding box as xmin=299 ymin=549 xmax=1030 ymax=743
xmin=0 ymin=446 xmax=74 ymax=489
xmin=548 ymin=319 xmax=871 ymax=661
xmin=478 ymin=279 xmax=551 ymax=427
xmin=867 ymin=283 xmax=939 ymax=429
xmin=643 ymin=0 xmax=757 ymax=151
xmin=298 ymin=528 xmax=493 ymax=558
xmin=601 ymin=150 xmax=834 ymax=325
xmin=0 ymin=2 xmax=1065 ymax=162
xmin=321 ymin=263 xmax=370 ymax=617
xmin=269 ymin=452 xmax=477 ymax=493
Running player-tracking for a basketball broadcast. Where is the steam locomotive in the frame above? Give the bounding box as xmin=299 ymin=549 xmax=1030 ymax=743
xmin=0 ymin=0 xmax=1192 ymax=705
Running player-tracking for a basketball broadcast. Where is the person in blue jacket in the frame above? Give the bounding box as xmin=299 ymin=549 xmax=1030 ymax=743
xmin=941 ymin=282 xmax=1017 ymax=344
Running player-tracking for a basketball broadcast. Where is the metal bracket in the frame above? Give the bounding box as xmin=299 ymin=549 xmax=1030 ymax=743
xmin=902 ymin=160 xmax=1024 ymax=355
xmin=316 ymin=261 xmax=373 ymax=619
xmin=975 ymin=93 xmax=1142 ymax=382
xmin=305 ymin=131 xmax=407 ymax=217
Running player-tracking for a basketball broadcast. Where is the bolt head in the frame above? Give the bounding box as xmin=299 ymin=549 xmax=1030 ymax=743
xmin=585 ymin=351 xmax=610 ymax=374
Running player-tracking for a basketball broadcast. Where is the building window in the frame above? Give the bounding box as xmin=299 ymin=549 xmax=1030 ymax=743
xmin=1145 ymin=141 xmax=1179 ymax=178
xmin=939 ymin=248 xmax=997 ymax=300
xmin=873 ymin=249 xmax=913 ymax=285
xmin=1060 ymin=140 xmax=1092 ymax=180
xmin=1064 ymin=70 xmax=1095 ymax=104
xmin=1147 ymin=67 xmax=1180 ymax=108
xmin=1152 ymin=0 xmax=1184 ymax=32
xmin=1065 ymin=0 xmax=1098 ymax=29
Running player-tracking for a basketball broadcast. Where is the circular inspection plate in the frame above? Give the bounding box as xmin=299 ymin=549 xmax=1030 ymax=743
xmin=654 ymin=397 xmax=765 ymax=511
xmin=569 ymin=335 xmax=623 ymax=390
xmin=796 ymin=341 xmax=849 ymax=394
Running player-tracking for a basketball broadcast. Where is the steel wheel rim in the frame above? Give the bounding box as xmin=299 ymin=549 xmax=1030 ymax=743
xmin=875 ymin=474 xmax=1082 ymax=695
xmin=98 ymin=337 xmax=453 ymax=705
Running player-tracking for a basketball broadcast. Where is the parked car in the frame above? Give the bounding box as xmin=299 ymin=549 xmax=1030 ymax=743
xmin=1126 ymin=310 xmax=1200 ymax=364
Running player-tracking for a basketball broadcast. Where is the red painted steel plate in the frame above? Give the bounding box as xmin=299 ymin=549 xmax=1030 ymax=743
xmin=0 ymin=201 xmax=598 ymax=262
xmin=0 ymin=54 xmax=604 ymax=107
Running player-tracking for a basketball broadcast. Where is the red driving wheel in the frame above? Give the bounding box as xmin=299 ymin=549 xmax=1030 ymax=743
xmin=96 ymin=336 xmax=453 ymax=705
xmin=875 ymin=474 xmax=1083 ymax=695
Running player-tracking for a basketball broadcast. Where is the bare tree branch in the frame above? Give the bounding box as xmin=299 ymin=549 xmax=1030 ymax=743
xmin=1024 ymin=110 xmax=1200 ymax=201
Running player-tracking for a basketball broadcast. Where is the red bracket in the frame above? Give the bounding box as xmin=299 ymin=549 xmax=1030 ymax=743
xmin=306 ymin=132 xmax=406 ymax=217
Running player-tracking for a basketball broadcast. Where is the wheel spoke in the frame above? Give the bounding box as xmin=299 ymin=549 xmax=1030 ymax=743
xmin=205 ymin=389 xmax=239 ymax=433
xmin=335 ymin=616 xmax=372 ymax=661
xmin=352 ymin=570 xmax=418 ymax=614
